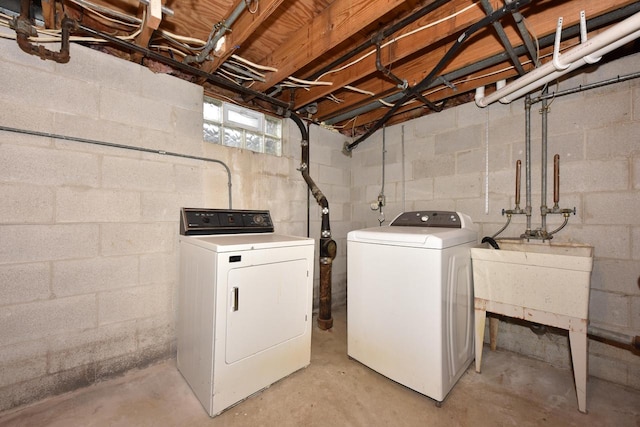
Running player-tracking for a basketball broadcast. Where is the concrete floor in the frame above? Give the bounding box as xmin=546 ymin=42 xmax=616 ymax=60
xmin=1 ymin=305 xmax=639 ymax=427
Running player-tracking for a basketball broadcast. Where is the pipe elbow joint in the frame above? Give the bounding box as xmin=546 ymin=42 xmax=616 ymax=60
xmin=320 ymin=238 xmax=337 ymax=260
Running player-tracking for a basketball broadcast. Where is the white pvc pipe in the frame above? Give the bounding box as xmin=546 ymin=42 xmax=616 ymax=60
xmin=476 ymin=11 xmax=640 ymax=107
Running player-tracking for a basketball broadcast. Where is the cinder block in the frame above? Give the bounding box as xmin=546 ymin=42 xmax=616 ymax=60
xmin=586 ymin=122 xmax=640 ymax=159
xmin=562 ymin=160 xmax=629 ymax=193
xmin=100 ymin=87 xmax=173 ymax=133
xmin=457 ymin=148 xmax=485 ymax=174
xmin=633 ymin=228 xmax=640 ymax=260
xmin=0 ymin=144 xmax=100 ymax=187
xmin=53 ymin=112 xmax=145 ymax=152
xmin=589 ymin=289 xmax=630 ymax=329
xmin=632 ymin=296 xmax=640 ymax=330
xmin=101 ymin=223 xmax=175 ymax=256
xmin=412 ymin=154 xmax=455 ymax=179
xmin=174 ymin=164 xmax=203 ymax=195
xmin=0 ymin=100 xmax=56 ymax=138
xmin=405 ymin=177 xmax=434 ymax=202
xmin=548 ymin=91 xmax=630 ymax=132
xmin=0 ymin=263 xmax=50 ymax=305
xmin=546 ymin=131 xmax=585 ymax=162
xmin=0 ymin=224 xmax=99 ymax=264
xmin=434 ymin=173 xmax=482 ymax=199
xmin=98 ymin=284 xmax=170 ymax=325
xmin=141 ymin=192 xmax=201 ymax=222
xmin=577 ymin=225 xmax=630 ymax=259
xmin=102 ymin=156 xmax=176 ymax=192
xmin=135 ymin=314 xmax=174 ymax=351
xmin=0 ymin=340 xmax=48 ymax=388
xmin=317 ymin=165 xmax=351 ymax=185
xmin=56 ymin=188 xmax=141 ymax=223
xmin=591 ymin=259 xmax=639 ymax=294
xmin=53 ymin=256 xmax=139 ymax=297
xmin=0 ymin=184 xmax=54 ymax=224
xmin=488 ymin=113 xmax=529 ymax=146
xmin=434 ymin=124 xmax=483 ymax=155
xmin=141 ymin=68 xmax=202 ymax=112
xmin=584 ymin=192 xmax=640 ymax=225
xmin=589 ymin=352 xmax=629 ymax=386
xmin=413 ymin=107 xmax=456 ymax=137
xmin=634 ymin=87 xmax=640 ymax=121
xmin=0 ymin=295 xmax=97 ymax=346
xmin=47 ymin=320 xmax=137 ymax=373
xmin=0 ymin=36 xmax=55 ymax=72
xmin=140 ymin=253 xmax=177 ymax=286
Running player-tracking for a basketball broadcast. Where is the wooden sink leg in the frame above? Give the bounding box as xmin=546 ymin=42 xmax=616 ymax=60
xmin=569 ymin=330 xmax=588 ymax=413
xmin=475 ymin=308 xmax=486 ymax=373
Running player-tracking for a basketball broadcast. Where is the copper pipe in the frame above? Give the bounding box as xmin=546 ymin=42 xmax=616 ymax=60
xmin=553 ymin=154 xmax=560 ymax=205
xmin=515 ymin=159 xmax=521 ymax=207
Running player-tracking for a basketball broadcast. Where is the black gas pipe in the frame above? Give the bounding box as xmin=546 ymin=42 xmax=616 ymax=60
xmin=290 ymin=113 xmax=336 ymax=330
xmin=344 ymin=0 xmax=532 ymax=153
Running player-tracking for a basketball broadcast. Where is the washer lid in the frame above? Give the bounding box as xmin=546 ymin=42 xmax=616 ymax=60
xmin=179 ymin=233 xmax=314 ymax=252
xmin=347 ymin=226 xmax=477 ymax=249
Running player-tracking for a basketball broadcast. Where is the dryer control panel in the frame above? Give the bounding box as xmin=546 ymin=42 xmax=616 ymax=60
xmin=180 ymin=208 xmax=274 ymax=235
xmin=390 ymin=211 xmax=462 ymax=228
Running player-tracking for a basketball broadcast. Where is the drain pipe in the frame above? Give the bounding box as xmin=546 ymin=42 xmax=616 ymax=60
xmin=290 ymin=113 xmax=336 ymax=330
xmin=11 ymin=0 xmax=74 ymax=63
xmin=476 ymin=11 xmax=640 ymax=107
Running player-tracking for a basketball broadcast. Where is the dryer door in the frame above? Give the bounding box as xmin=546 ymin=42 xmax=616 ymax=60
xmin=225 ymin=258 xmax=308 ymax=364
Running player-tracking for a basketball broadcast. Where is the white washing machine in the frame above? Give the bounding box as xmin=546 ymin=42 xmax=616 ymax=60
xmin=177 ymin=208 xmax=315 ymax=417
xmin=347 ymin=211 xmax=477 ymax=404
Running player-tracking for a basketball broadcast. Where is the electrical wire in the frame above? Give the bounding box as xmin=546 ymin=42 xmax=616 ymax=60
xmin=315 ymin=2 xmax=479 ymax=82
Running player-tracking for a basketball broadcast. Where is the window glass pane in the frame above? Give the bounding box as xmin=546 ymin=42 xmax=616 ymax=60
xmin=203 ymin=98 xmax=282 ymax=156
xmin=203 ymin=101 xmax=221 ymax=122
xmin=203 ymin=123 xmax=219 ymax=143
xmin=265 ymin=118 xmax=281 ymax=138
xmin=265 ymin=137 xmax=281 ymax=156
xmin=223 ymin=127 xmax=242 ymax=148
xmin=246 ymin=132 xmax=263 ymax=152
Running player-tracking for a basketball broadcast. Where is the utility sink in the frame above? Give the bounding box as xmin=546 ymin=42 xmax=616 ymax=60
xmin=471 ymin=239 xmax=594 ymax=413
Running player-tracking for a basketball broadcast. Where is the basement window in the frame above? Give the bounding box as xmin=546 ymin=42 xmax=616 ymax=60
xmin=203 ymin=97 xmax=282 ymax=156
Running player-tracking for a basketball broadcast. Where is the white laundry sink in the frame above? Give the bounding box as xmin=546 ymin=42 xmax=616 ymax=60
xmin=470 ymin=239 xmax=594 ymax=413
xmin=471 ymin=239 xmax=594 ymax=319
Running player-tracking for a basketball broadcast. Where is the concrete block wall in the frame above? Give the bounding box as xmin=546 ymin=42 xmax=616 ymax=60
xmin=0 ymin=36 xmax=316 ymax=412
xmin=348 ymin=51 xmax=640 ymax=390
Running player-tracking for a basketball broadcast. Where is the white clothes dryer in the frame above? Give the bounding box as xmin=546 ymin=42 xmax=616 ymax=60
xmin=347 ymin=211 xmax=477 ymax=405
xmin=177 ymin=208 xmax=314 ymax=417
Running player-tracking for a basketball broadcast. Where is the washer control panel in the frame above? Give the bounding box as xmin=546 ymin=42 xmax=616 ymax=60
xmin=180 ymin=208 xmax=274 ymax=235
xmin=390 ymin=211 xmax=462 ymax=228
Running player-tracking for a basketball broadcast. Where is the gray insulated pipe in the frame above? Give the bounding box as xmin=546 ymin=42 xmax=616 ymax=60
xmin=290 ymin=114 xmax=336 ymax=330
